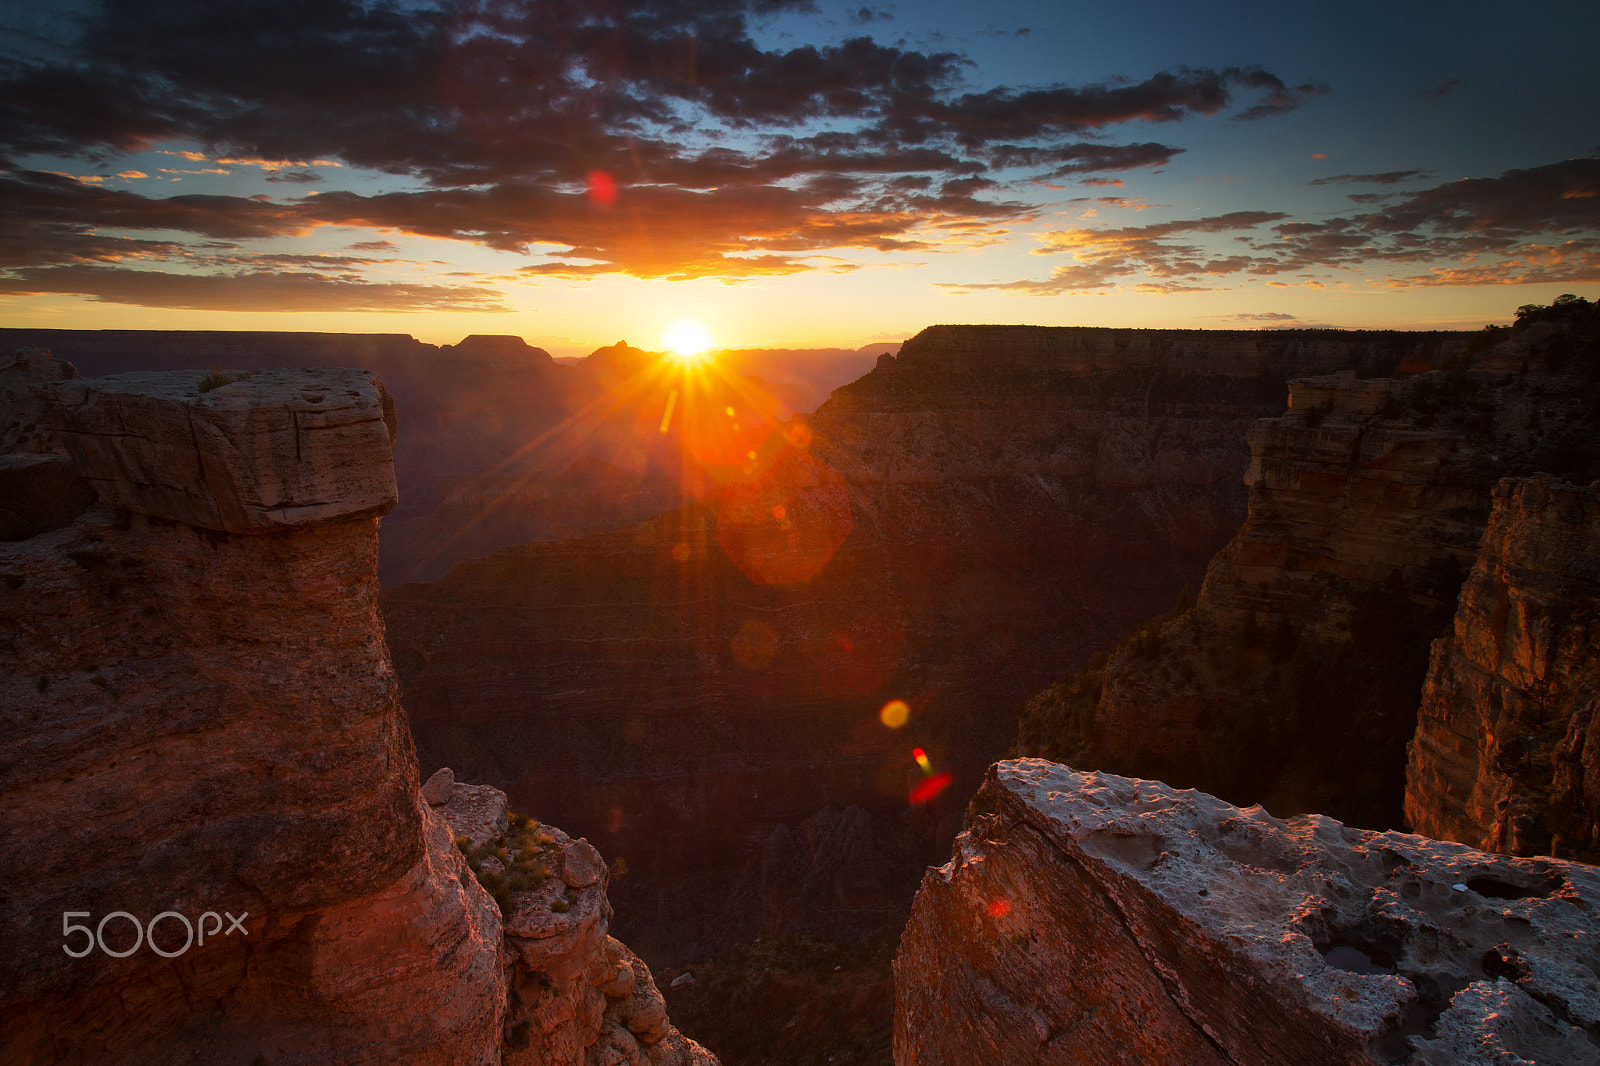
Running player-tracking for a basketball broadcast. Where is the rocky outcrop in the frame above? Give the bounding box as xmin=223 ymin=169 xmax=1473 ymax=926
xmin=1017 ymin=315 xmax=1600 ymax=829
xmin=388 ymin=325 xmax=1484 ymax=958
xmin=2 ymin=364 xmax=708 ymax=1065
xmin=895 ymin=760 xmax=1600 ymax=1065
xmin=0 ymin=367 xmax=506 ymax=1064
xmin=1407 ymin=475 xmax=1600 ymax=859
xmin=38 ymin=367 xmax=398 ymax=532
xmin=427 ymin=773 xmax=717 ymax=1066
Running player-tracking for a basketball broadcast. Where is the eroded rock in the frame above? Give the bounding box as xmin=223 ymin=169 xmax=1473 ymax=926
xmin=36 ymin=367 xmax=397 ymax=533
xmin=0 ymin=368 xmax=501 ymax=1064
xmin=1407 ymin=475 xmax=1600 ymax=858
xmin=432 ymin=774 xmax=718 ymax=1066
xmin=895 ymin=760 xmax=1600 ymax=1066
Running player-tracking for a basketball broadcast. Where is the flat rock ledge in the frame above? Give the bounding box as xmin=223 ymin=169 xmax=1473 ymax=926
xmin=36 ymin=367 xmax=397 ymax=533
xmin=894 ymin=759 xmax=1600 ymax=1066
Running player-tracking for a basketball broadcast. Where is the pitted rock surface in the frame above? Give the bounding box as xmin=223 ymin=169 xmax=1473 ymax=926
xmin=895 ymin=759 xmax=1600 ymax=1066
xmin=36 ymin=367 xmax=397 ymax=532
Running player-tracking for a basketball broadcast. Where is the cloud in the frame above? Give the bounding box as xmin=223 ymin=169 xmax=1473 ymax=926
xmin=959 ymin=156 xmax=1600 ymax=294
xmin=1308 ymin=170 xmax=1432 ymax=186
xmin=0 ymin=264 xmax=509 ymax=311
xmin=943 ymin=210 xmax=1287 ymax=293
xmin=1421 ymin=78 xmax=1460 ymax=100
xmin=0 ymin=0 xmax=1345 ymax=299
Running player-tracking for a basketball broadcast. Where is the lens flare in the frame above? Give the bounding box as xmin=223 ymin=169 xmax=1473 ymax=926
xmin=879 ymin=699 xmax=910 ymax=729
xmin=912 ymin=747 xmax=933 ymax=775
xmin=909 ymin=772 xmax=952 ymax=804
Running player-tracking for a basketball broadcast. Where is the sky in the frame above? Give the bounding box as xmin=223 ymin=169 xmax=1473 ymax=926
xmin=0 ymin=0 xmax=1596 ymax=357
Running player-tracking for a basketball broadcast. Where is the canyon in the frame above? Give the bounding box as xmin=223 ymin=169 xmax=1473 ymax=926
xmin=0 ymin=357 xmax=706 ymax=1065
xmin=0 ymin=328 xmax=879 ymax=585
xmin=1015 ymin=308 xmax=1600 ymax=835
xmin=383 ymin=324 xmax=1474 ymax=959
xmin=10 ymin=309 xmax=1600 ymax=1064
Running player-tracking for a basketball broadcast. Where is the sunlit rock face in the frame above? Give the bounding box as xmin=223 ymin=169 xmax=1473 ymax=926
xmin=895 ymin=760 xmax=1600 ymax=1066
xmin=387 ymin=324 xmax=1473 ymax=958
xmin=427 ymin=772 xmax=718 ymax=1066
xmin=0 ymin=368 xmax=504 ymax=1064
xmin=1407 ymin=475 xmax=1600 ymax=859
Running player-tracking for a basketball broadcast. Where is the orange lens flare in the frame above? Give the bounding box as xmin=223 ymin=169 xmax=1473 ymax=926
xmin=986 ymin=899 xmax=1013 ymax=919
xmin=909 ymin=772 xmax=952 ymax=805
xmin=912 ymin=747 xmax=933 ymax=774
xmin=878 ymin=699 xmax=909 ymax=729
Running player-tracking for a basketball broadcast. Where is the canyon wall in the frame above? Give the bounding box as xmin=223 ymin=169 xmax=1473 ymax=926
xmin=1406 ymin=475 xmax=1600 ymax=859
xmin=1015 ymin=314 xmax=1600 ymax=830
xmin=0 ymin=362 xmax=705 ymax=1065
xmin=895 ymin=760 xmax=1600 ymax=1066
xmin=386 ymin=325 xmax=1473 ymax=958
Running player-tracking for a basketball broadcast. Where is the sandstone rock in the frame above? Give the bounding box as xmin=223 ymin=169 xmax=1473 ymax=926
xmin=1406 ymin=475 xmax=1600 ymax=858
xmin=424 ymin=765 xmax=458 ymax=805
xmin=436 ymin=779 xmax=510 ymax=849
xmin=563 ymin=839 xmax=605 ymax=887
xmin=433 ymin=782 xmax=717 ymax=1066
xmin=37 ymin=367 xmax=397 ymax=533
xmin=0 ymin=345 xmax=78 ymax=455
xmin=0 ymin=368 xmax=503 ymax=1064
xmin=0 ymin=454 xmax=96 ymax=540
xmin=896 ymin=760 xmax=1600 ymax=1066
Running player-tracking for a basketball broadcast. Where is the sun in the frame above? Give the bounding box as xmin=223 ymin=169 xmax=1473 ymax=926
xmin=662 ymin=318 xmax=714 ymax=365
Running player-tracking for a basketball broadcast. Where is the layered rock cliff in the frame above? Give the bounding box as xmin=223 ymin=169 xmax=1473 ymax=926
xmin=1406 ymin=475 xmax=1600 ymax=859
xmin=1016 ymin=312 xmax=1600 ymax=830
xmin=385 ymin=324 xmax=1477 ymax=958
xmin=895 ymin=760 xmax=1600 ymax=1065
xmin=0 ymin=364 xmax=707 ymax=1065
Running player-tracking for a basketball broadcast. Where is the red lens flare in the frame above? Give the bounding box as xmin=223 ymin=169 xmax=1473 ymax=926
xmin=909 ymin=772 xmax=952 ymax=804
xmin=587 ymin=169 xmax=618 ymax=206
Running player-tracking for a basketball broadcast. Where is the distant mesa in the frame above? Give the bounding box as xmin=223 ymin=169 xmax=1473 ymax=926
xmin=439 ymin=334 xmax=555 ymax=367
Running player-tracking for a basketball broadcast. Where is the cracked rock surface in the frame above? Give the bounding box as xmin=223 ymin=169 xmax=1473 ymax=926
xmin=894 ymin=760 xmax=1600 ymax=1065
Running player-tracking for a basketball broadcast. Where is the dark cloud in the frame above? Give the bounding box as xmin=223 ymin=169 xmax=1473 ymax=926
xmin=1308 ymin=170 xmax=1432 ymax=186
xmin=849 ymin=7 xmax=892 ymax=24
xmin=0 ymin=0 xmax=1328 ymax=304
xmin=0 ymin=264 xmax=508 ymax=311
xmin=1421 ymin=78 xmax=1460 ymax=100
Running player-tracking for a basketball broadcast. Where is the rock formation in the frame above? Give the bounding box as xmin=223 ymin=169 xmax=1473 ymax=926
xmin=425 ymin=770 xmax=717 ymax=1066
xmin=385 ymin=324 xmax=1478 ymax=958
xmin=1016 ymin=312 xmax=1600 ymax=830
xmin=0 ymin=364 xmax=707 ymax=1065
xmin=1407 ymin=475 xmax=1600 ymax=860
xmin=895 ymin=760 xmax=1600 ymax=1065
